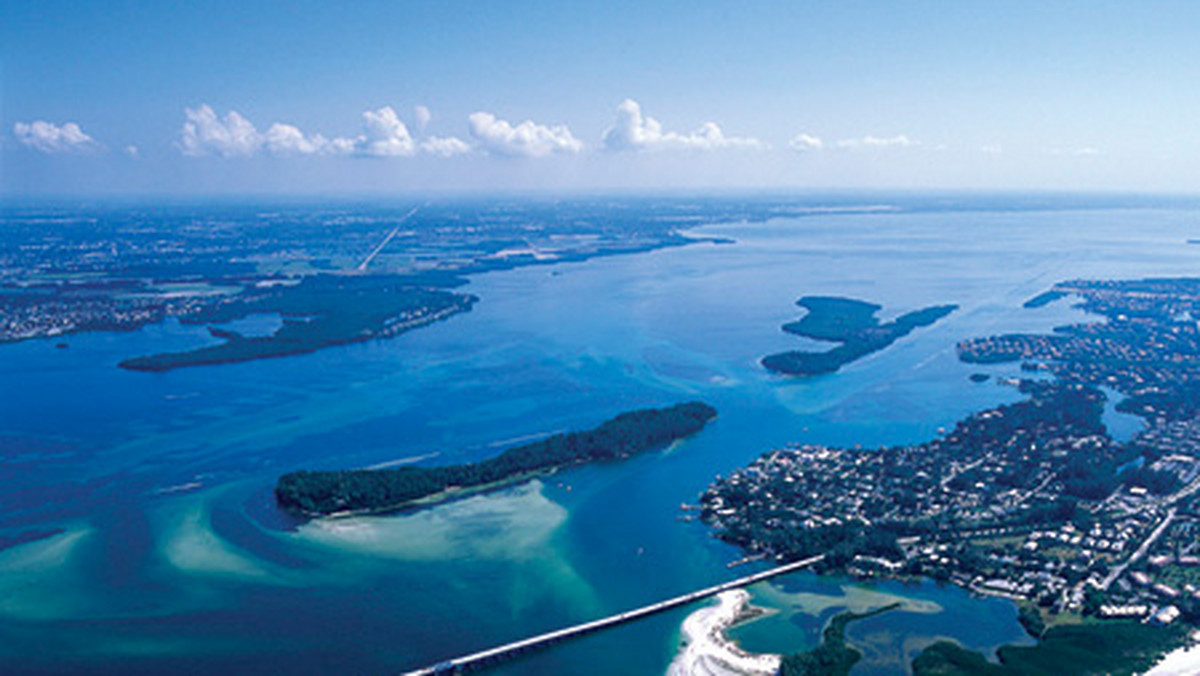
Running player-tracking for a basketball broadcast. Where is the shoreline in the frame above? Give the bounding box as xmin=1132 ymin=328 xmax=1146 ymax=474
xmin=1140 ymin=631 xmax=1200 ymax=675
xmin=280 ymin=402 xmax=718 ymax=519
xmin=302 ymin=439 xmax=699 ymax=520
xmin=318 ymin=469 xmax=559 ymax=519
xmin=666 ymin=590 xmax=781 ymax=676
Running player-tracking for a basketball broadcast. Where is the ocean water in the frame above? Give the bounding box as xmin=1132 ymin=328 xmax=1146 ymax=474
xmin=3 ymin=204 xmax=1200 ymax=675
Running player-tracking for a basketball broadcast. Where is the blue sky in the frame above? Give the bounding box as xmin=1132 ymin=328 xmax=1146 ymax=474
xmin=5 ymin=0 xmax=1200 ymax=196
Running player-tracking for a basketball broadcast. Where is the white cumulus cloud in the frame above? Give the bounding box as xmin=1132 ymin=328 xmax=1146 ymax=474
xmin=13 ymin=120 xmax=100 ymax=154
xmin=177 ymin=104 xmax=469 ymax=159
xmin=359 ymin=106 xmax=417 ymax=157
xmin=835 ymin=134 xmax=918 ymax=150
xmin=262 ymin=123 xmax=327 ymax=156
xmin=602 ymin=99 xmax=764 ymax=152
xmin=179 ymin=105 xmax=261 ymax=157
xmin=789 ymin=133 xmax=824 ymax=152
xmin=468 ymin=112 xmax=583 ymax=157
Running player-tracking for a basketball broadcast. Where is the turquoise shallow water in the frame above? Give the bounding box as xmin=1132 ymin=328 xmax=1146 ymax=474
xmin=3 ymin=205 xmax=1200 ymax=674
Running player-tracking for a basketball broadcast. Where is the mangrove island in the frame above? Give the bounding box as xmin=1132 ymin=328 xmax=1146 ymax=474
xmin=276 ymin=401 xmax=717 ymax=517
xmin=762 ymin=296 xmax=957 ymax=377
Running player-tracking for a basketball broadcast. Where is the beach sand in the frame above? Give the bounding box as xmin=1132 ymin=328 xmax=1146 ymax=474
xmin=666 ymin=590 xmax=781 ymax=676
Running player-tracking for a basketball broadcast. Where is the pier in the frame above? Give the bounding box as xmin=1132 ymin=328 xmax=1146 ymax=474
xmin=401 ymin=554 xmax=825 ymax=675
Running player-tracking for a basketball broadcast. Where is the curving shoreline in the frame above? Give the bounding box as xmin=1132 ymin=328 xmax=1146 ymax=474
xmin=1141 ymin=632 xmax=1200 ymax=675
xmin=667 ymin=590 xmax=781 ymax=676
xmin=275 ymin=401 xmax=717 ymax=517
xmin=761 ymin=296 xmax=957 ymax=377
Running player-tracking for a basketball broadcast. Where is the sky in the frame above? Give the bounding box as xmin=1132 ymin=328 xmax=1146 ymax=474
xmin=5 ymin=0 xmax=1200 ymax=197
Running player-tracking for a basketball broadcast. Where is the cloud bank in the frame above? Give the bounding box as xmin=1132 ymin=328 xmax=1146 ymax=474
xmin=58 ymin=102 xmax=947 ymax=165
xmin=13 ymin=121 xmax=101 ymax=154
xmin=602 ymin=99 xmax=763 ymax=152
xmin=178 ymin=104 xmax=469 ymax=158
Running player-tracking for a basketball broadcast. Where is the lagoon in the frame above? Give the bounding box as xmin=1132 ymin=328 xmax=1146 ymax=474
xmin=3 ymin=202 xmax=1200 ymax=674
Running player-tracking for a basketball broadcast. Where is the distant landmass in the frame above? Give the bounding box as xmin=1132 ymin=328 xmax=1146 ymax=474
xmin=762 ymin=296 xmax=957 ymax=376
xmin=4 ymin=201 xmax=750 ymax=372
xmin=119 ymin=274 xmax=475 ymax=371
xmin=276 ymin=401 xmax=717 ymax=517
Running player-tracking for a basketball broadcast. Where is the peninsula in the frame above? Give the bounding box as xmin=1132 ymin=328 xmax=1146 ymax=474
xmin=666 ymin=590 xmax=781 ymax=676
xmin=120 ymin=274 xmax=475 ymax=371
xmin=706 ymin=278 xmax=1200 ymax=675
xmin=276 ymin=401 xmax=717 ymax=516
xmin=780 ymin=603 xmax=902 ymax=676
xmin=762 ymin=296 xmax=957 ymax=376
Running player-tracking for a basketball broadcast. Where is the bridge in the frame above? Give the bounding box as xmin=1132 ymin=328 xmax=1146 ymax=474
xmin=401 ymin=554 xmax=825 ymax=675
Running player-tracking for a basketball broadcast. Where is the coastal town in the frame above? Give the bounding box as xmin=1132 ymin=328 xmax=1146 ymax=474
xmin=701 ymin=278 xmax=1200 ymax=653
xmin=701 ymin=396 xmax=1200 ymax=625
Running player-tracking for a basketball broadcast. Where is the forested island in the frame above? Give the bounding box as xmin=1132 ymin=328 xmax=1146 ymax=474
xmin=276 ymin=401 xmax=717 ymax=516
xmin=762 ymin=296 xmax=957 ymax=376
xmin=119 ymin=274 xmax=475 ymax=371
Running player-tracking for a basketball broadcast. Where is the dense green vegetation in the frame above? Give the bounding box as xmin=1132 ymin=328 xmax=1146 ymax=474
xmin=912 ymin=641 xmax=1009 ymax=676
xmin=779 ymin=603 xmax=902 ymax=676
xmin=912 ymin=622 xmax=1188 ymax=676
xmin=1023 ymin=290 xmax=1068 ymax=308
xmin=780 ymin=297 xmax=887 ymax=340
xmin=276 ymin=401 xmax=717 ymax=516
xmin=120 ymin=274 xmax=474 ymax=371
xmin=1017 ymin=605 xmax=1045 ymax=638
xmin=763 ymin=296 xmax=957 ymax=376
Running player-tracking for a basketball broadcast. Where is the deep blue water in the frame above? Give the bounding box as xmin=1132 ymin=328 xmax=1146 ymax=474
xmin=3 ymin=203 xmax=1200 ymax=675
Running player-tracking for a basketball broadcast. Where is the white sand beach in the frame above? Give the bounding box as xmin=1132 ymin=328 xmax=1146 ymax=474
xmin=666 ymin=590 xmax=781 ymax=676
